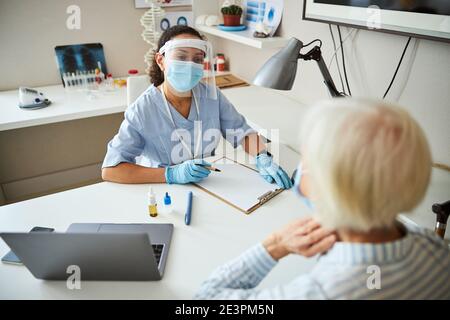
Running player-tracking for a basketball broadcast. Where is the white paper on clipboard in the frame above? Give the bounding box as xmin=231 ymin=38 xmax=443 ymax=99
xmin=194 ymin=157 xmax=283 ymax=214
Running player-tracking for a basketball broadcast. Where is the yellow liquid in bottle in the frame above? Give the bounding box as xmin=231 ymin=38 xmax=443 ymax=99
xmin=149 ymin=204 xmax=158 ymax=217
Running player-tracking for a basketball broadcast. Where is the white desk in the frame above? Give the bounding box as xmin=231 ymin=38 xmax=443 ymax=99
xmin=0 ymin=85 xmax=128 ymax=204
xmin=0 ymin=83 xmax=299 ymax=134
xmin=0 ymin=85 xmax=127 ymax=131
xmin=0 ymin=144 xmax=319 ymax=299
xmin=0 ymin=141 xmax=448 ymax=299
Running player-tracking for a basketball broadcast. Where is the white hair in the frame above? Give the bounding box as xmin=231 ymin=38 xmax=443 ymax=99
xmin=299 ymin=98 xmax=432 ymax=232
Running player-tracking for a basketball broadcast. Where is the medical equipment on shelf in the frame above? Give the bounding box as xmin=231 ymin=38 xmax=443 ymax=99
xmin=140 ymin=2 xmax=165 ymax=73
xmin=95 ymin=61 xmax=106 ymax=84
xmin=62 ymin=69 xmax=100 ymax=91
xmin=216 ymin=53 xmax=226 ymax=72
xmin=128 ymin=69 xmax=139 ymax=77
xmin=18 ymin=87 xmax=51 ymax=110
xmin=104 ymin=74 xmax=115 ymax=92
xmin=114 ymin=79 xmax=127 ymax=88
xmin=62 ymin=61 xmax=113 ymax=92
xmin=63 ymin=71 xmax=89 ymax=90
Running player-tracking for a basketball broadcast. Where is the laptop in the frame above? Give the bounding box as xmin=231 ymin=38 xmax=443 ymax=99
xmin=0 ymin=223 xmax=173 ymax=281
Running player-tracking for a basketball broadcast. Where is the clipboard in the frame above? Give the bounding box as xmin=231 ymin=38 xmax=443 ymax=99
xmin=215 ymin=74 xmax=249 ymax=89
xmin=194 ymin=157 xmax=284 ymax=214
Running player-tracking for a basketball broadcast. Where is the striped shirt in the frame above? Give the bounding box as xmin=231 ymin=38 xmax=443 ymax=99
xmin=195 ymin=223 xmax=450 ymax=299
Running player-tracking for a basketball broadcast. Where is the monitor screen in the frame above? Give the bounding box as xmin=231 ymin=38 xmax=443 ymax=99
xmin=314 ymin=1 xmax=450 ymax=15
xmin=303 ymin=0 xmax=450 ymax=42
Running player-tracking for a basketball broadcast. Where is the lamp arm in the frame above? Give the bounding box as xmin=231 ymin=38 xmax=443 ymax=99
xmin=299 ymin=46 xmax=344 ymax=97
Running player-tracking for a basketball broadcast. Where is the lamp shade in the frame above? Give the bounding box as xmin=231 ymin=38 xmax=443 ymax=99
xmin=253 ymin=38 xmax=303 ymax=90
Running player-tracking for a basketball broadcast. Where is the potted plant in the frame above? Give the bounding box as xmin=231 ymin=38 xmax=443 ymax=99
xmin=221 ymin=5 xmax=243 ymax=27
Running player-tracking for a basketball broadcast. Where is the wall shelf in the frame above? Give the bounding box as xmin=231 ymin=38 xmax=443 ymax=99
xmin=196 ymin=25 xmax=289 ymax=49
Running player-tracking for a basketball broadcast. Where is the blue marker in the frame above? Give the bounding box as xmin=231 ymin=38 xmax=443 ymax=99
xmin=185 ymin=191 xmax=193 ymax=225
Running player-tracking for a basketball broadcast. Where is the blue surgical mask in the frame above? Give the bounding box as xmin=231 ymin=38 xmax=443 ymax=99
xmin=166 ymin=60 xmax=204 ymax=93
xmin=293 ymin=163 xmax=315 ymax=210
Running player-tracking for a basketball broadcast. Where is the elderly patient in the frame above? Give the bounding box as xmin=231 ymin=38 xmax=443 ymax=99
xmin=195 ymin=98 xmax=450 ymax=299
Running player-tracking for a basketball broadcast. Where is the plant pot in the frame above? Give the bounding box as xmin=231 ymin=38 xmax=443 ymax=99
xmin=223 ymin=14 xmax=241 ymax=27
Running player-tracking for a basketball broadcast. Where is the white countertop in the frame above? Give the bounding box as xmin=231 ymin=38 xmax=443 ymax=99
xmin=0 ymin=141 xmax=448 ymax=299
xmin=0 ymin=144 xmax=318 ymax=299
xmin=0 ymin=85 xmax=127 ymax=131
xmin=0 ymin=82 xmax=305 ymax=150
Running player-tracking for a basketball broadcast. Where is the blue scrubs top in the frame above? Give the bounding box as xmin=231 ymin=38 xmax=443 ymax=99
xmin=102 ymin=84 xmax=255 ymax=168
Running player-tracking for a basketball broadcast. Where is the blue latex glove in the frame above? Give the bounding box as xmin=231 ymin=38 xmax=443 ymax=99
xmin=165 ymin=159 xmax=211 ymax=184
xmin=256 ymin=153 xmax=293 ymax=189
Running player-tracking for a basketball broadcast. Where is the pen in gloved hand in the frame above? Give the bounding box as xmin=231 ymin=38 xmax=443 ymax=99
xmin=198 ymin=164 xmax=221 ymax=172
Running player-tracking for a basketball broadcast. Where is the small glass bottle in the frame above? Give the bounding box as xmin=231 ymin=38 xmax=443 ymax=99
xmin=148 ymin=187 xmax=158 ymax=217
xmin=216 ymin=53 xmax=226 ymax=72
xmin=163 ymin=192 xmax=172 ymax=214
xmin=96 ymin=61 xmax=105 ymax=83
xmin=95 ymin=68 xmax=105 ymax=85
xmin=105 ymin=73 xmax=115 ymax=91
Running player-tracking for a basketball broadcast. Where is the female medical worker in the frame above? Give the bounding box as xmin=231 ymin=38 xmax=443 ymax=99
xmin=101 ymin=26 xmax=292 ymax=188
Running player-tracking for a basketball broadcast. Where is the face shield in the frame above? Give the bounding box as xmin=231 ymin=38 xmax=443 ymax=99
xmin=159 ymin=38 xmax=217 ymax=100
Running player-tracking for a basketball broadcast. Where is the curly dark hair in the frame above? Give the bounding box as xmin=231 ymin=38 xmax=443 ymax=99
xmin=149 ymin=25 xmax=204 ymax=87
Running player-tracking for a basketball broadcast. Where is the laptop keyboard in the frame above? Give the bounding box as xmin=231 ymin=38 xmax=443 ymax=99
xmin=152 ymin=244 xmax=164 ymax=266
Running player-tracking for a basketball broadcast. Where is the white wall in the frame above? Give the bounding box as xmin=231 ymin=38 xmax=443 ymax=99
xmin=0 ymin=0 xmax=151 ymax=90
xmin=212 ymin=0 xmax=450 ymax=165
xmin=0 ymin=0 xmax=219 ymax=89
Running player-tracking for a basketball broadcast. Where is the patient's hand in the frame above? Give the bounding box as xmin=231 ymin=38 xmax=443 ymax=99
xmin=262 ymin=217 xmax=336 ymax=260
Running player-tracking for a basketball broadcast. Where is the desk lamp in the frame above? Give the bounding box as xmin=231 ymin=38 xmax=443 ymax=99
xmin=253 ymin=38 xmax=345 ymax=97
